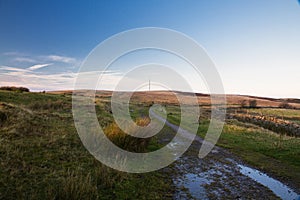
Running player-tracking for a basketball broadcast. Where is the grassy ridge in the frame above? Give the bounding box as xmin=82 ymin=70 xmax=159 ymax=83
xmin=0 ymin=91 xmax=173 ymax=199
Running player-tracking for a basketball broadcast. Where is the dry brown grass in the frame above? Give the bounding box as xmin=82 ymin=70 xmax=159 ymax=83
xmin=104 ymin=117 xmax=151 ymax=153
xmin=49 ymin=90 xmax=300 ymax=108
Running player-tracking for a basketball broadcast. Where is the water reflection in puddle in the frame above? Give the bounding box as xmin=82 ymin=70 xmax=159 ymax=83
xmin=184 ymin=173 xmax=210 ymax=199
xmin=238 ymin=164 xmax=299 ymax=200
xmin=174 ymin=172 xmax=211 ymax=200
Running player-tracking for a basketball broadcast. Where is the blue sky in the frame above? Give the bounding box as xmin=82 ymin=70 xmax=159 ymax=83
xmin=0 ymin=0 xmax=300 ymax=98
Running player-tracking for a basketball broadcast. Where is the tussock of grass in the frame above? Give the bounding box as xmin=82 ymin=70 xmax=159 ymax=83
xmin=104 ymin=118 xmax=151 ymax=152
xmin=53 ymin=167 xmax=126 ymax=200
xmin=54 ymin=171 xmax=98 ymax=200
xmin=0 ymin=110 xmax=7 ymax=123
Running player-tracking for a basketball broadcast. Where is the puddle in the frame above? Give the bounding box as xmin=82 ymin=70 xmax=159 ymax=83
xmin=174 ymin=172 xmax=211 ymax=200
xmin=238 ymin=164 xmax=299 ymax=200
xmin=183 ymin=173 xmax=210 ymax=199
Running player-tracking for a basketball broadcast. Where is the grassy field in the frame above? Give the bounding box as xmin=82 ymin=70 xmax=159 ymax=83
xmin=0 ymin=90 xmax=174 ymax=199
xmin=1 ymin=90 xmax=300 ymax=198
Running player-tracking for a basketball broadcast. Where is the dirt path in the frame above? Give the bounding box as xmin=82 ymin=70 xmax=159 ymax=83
xmin=150 ymin=110 xmax=299 ymax=200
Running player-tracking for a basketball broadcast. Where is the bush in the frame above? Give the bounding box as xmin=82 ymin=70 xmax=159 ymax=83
xmin=279 ymin=101 xmax=294 ymax=109
xmin=0 ymin=86 xmax=29 ymax=92
xmin=249 ymin=100 xmax=257 ymax=108
xmin=0 ymin=110 xmax=7 ymax=124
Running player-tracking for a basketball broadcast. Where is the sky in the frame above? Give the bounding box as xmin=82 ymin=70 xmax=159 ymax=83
xmin=0 ymin=0 xmax=300 ymax=98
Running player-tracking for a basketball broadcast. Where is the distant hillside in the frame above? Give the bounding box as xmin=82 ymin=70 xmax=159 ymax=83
xmin=46 ymin=90 xmax=300 ymax=109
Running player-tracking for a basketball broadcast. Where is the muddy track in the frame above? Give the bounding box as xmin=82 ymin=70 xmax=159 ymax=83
xmin=150 ymin=110 xmax=299 ymax=200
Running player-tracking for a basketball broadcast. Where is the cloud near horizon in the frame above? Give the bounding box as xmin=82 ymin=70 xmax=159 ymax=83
xmin=43 ymin=55 xmax=77 ymax=64
xmin=14 ymin=57 xmax=37 ymax=63
xmin=2 ymin=52 xmax=78 ymax=65
xmin=0 ymin=64 xmax=121 ymax=91
xmin=0 ymin=52 xmax=83 ymax=91
xmin=2 ymin=52 xmax=24 ymax=56
xmin=27 ymin=63 xmax=53 ymax=70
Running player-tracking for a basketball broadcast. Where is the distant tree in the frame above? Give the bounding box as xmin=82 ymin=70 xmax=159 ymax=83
xmin=0 ymin=86 xmax=29 ymax=92
xmin=279 ymin=101 xmax=293 ymax=109
xmin=249 ymin=100 xmax=257 ymax=108
xmin=239 ymin=100 xmax=247 ymax=108
xmin=18 ymin=87 xmax=30 ymax=92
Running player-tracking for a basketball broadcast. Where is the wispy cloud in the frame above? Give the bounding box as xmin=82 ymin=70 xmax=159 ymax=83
xmin=44 ymin=55 xmax=77 ymax=64
xmin=2 ymin=51 xmax=24 ymax=56
xmin=27 ymin=63 xmax=53 ymax=70
xmin=3 ymin=52 xmax=78 ymax=66
xmin=0 ymin=65 xmax=121 ymax=91
xmin=1 ymin=52 xmax=85 ymax=91
xmin=0 ymin=63 xmax=52 ymax=72
xmin=0 ymin=66 xmax=30 ymax=72
xmin=14 ymin=57 xmax=37 ymax=63
xmin=0 ymin=72 xmax=76 ymax=91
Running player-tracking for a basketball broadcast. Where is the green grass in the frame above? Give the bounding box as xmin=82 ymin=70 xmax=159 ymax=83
xmin=0 ymin=90 xmax=173 ymax=199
